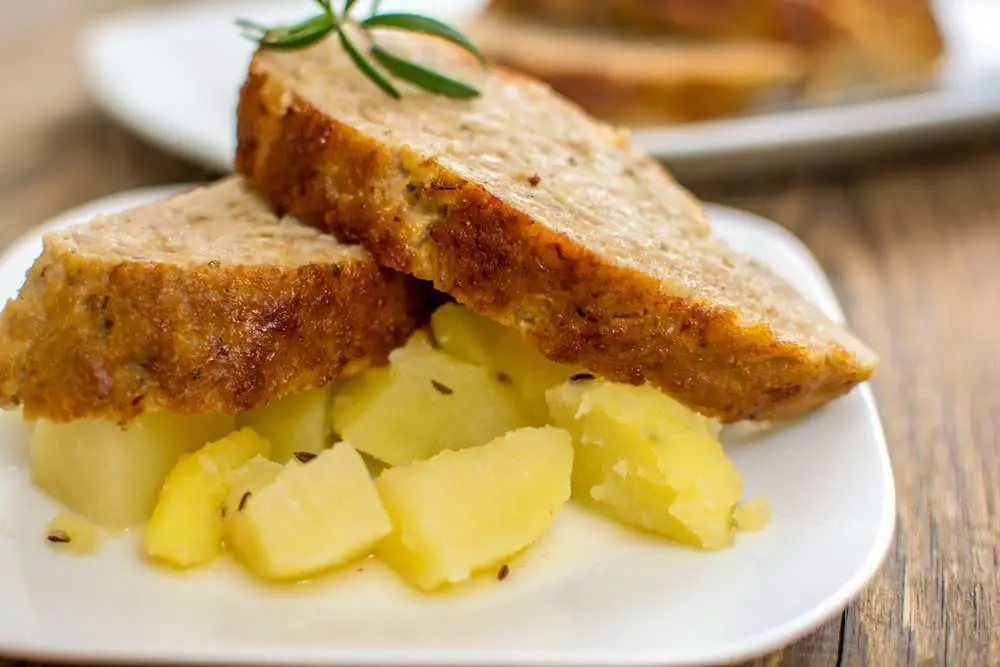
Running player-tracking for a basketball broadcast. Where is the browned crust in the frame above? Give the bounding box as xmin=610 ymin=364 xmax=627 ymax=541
xmin=486 ymin=0 xmax=788 ymax=40
xmin=485 ymin=0 xmax=944 ymax=94
xmin=478 ymin=49 xmax=802 ymax=126
xmin=0 ymin=243 xmax=430 ymax=422
xmin=235 ymin=61 xmax=875 ymax=423
xmin=800 ymin=0 xmax=945 ymax=96
xmin=486 ymin=0 xmax=944 ymax=49
xmin=467 ymin=13 xmax=805 ymax=125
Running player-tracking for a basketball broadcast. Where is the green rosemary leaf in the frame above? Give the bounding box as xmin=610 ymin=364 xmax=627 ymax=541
xmin=370 ymin=44 xmax=480 ymax=98
xmin=338 ymin=29 xmax=401 ymax=99
xmin=234 ymin=18 xmax=270 ymax=34
xmin=362 ymin=13 xmax=486 ymax=65
xmin=238 ymin=5 xmax=486 ymax=100
xmin=260 ymin=18 xmax=334 ymax=49
xmin=238 ymin=13 xmax=334 ymax=48
xmin=281 ymin=12 xmax=332 ymax=34
xmin=264 ymin=12 xmax=323 ymax=36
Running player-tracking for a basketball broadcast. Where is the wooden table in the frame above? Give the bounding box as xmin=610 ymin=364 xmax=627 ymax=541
xmin=1 ymin=2 xmax=997 ymax=666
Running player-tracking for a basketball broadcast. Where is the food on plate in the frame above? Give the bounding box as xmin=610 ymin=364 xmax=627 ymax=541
xmin=430 ymin=303 xmax=580 ymax=422
xmin=144 ymin=428 xmax=271 ymax=568
xmin=225 ymin=442 xmax=392 ymax=581
xmin=547 ymin=378 xmax=744 ymax=549
xmin=237 ymin=386 xmax=334 ymax=463
xmin=485 ymin=0 xmax=793 ymax=39
xmin=2 ymin=5 xmax=886 ymax=598
xmin=22 ymin=296 xmax=772 ymax=586
xmin=30 ymin=412 xmax=235 ymax=530
xmin=467 ymin=13 xmax=806 ymax=126
xmin=0 ymin=176 xmax=428 ymax=423
xmin=733 ymin=497 xmax=772 ymax=532
xmin=429 ymin=302 xmax=505 ymax=370
xmin=478 ymin=0 xmax=945 ymax=124
xmin=237 ymin=31 xmax=877 ymax=423
xmin=46 ymin=511 xmax=102 ymax=556
xmin=330 ymin=330 xmax=534 ymax=465
xmin=375 ymin=426 xmax=573 ymax=591
xmin=796 ymin=0 xmax=945 ymax=97
xmin=220 ymin=455 xmax=283 ymax=560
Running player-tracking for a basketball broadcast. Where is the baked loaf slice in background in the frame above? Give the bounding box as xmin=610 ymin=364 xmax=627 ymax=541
xmin=236 ymin=33 xmax=878 ymax=423
xmin=799 ymin=0 xmax=945 ymax=97
xmin=467 ymin=13 xmax=805 ymax=126
xmin=482 ymin=0 xmax=944 ymax=112
xmin=0 ymin=177 xmax=429 ymax=423
xmin=485 ymin=0 xmax=792 ymax=40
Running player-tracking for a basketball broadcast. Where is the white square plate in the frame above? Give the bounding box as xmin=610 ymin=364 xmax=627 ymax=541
xmin=78 ymin=0 xmax=1000 ymax=178
xmin=0 ymin=186 xmax=894 ymax=666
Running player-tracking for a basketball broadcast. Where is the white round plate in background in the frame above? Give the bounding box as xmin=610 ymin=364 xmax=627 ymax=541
xmin=0 ymin=185 xmax=894 ymax=666
xmin=78 ymin=0 xmax=1000 ymax=179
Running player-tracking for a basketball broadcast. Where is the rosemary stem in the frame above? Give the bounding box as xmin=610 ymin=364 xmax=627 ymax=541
xmin=237 ymin=0 xmax=484 ymax=99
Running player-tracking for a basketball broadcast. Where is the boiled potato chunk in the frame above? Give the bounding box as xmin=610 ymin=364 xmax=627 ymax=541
xmin=225 ymin=456 xmax=284 ymax=510
xmin=431 ymin=304 xmax=579 ymax=421
xmin=144 ymin=428 xmax=270 ymax=568
xmin=547 ymin=380 xmax=742 ymax=550
xmin=222 ymin=456 xmax=283 ymax=557
xmin=30 ymin=412 xmax=235 ymax=531
xmin=429 ymin=302 xmax=507 ymax=368
xmin=225 ymin=442 xmax=391 ymax=581
xmin=237 ymin=386 xmax=333 ymax=463
xmin=360 ymin=452 xmax=389 ymax=478
xmin=375 ymin=426 xmax=573 ymax=591
xmin=46 ymin=511 xmax=102 ymax=556
xmin=330 ymin=331 xmax=533 ymax=465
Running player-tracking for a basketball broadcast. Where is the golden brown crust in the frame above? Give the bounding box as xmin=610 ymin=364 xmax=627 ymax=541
xmin=0 ymin=241 xmax=429 ymax=422
xmin=235 ymin=61 xmax=875 ymax=423
xmin=800 ymin=0 xmax=945 ymax=96
xmin=468 ymin=15 xmax=805 ymax=126
xmin=485 ymin=0 xmax=944 ymax=96
xmin=487 ymin=0 xmax=788 ymax=39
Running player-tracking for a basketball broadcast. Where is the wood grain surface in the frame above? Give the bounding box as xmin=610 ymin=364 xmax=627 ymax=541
xmin=0 ymin=2 xmax=997 ymax=666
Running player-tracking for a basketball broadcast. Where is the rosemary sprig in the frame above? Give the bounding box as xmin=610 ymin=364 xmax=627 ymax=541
xmin=339 ymin=28 xmax=400 ymax=99
xmin=241 ymin=14 xmax=333 ymax=50
xmin=237 ymin=1 xmax=484 ymax=99
xmin=371 ymin=45 xmax=479 ymax=99
xmin=362 ymin=13 xmax=485 ymax=65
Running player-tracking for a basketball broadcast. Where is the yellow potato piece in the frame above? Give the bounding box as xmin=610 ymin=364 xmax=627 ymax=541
xmin=144 ymin=428 xmax=271 ymax=568
xmin=430 ymin=304 xmax=579 ymax=421
xmin=226 ymin=442 xmax=391 ymax=582
xmin=375 ymin=426 xmax=573 ymax=592
xmin=222 ymin=456 xmax=284 ymax=556
xmin=237 ymin=386 xmax=333 ymax=463
xmin=30 ymin=412 xmax=235 ymax=531
xmin=733 ymin=497 xmax=772 ymax=532
xmin=429 ymin=301 xmax=506 ymax=369
xmin=330 ymin=331 xmax=533 ymax=465
xmin=547 ymin=379 xmax=742 ymax=550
